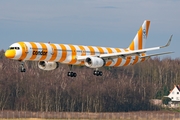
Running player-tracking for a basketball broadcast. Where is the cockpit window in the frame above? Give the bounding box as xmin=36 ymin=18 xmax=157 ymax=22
xmin=15 ymin=47 xmax=20 ymax=50
xmin=10 ymin=47 xmax=14 ymax=50
xmin=9 ymin=47 xmax=20 ymax=50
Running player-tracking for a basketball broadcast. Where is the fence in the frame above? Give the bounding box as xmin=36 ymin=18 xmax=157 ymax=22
xmin=0 ymin=111 xmax=180 ymax=119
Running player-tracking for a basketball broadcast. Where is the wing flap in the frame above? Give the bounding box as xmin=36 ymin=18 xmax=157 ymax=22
xmin=141 ymin=52 xmax=174 ymax=58
xmin=99 ymin=47 xmax=160 ymax=59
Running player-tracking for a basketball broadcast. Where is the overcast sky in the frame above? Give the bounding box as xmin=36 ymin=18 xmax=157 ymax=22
xmin=0 ymin=0 xmax=179 ymax=58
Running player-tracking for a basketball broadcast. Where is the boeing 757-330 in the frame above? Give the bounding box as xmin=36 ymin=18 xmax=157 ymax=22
xmin=5 ymin=20 xmax=173 ymax=77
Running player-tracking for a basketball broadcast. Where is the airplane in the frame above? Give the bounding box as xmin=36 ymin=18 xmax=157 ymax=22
xmin=5 ymin=20 xmax=173 ymax=77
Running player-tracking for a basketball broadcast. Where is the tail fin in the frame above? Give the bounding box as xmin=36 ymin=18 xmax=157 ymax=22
xmin=128 ymin=20 xmax=150 ymax=50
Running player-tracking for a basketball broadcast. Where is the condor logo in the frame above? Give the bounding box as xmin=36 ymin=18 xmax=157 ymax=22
xmin=33 ymin=51 xmax=47 ymax=55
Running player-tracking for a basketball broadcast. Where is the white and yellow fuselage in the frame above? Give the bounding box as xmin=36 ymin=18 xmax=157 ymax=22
xmin=4 ymin=20 xmax=172 ymax=76
xmin=5 ymin=42 xmax=146 ymax=67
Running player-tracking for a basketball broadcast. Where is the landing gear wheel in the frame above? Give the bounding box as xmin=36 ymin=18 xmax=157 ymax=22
xmin=73 ymin=73 xmax=77 ymax=77
xmin=67 ymin=72 xmax=77 ymax=77
xmin=67 ymin=72 xmax=71 ymax=76
xmin=93 ymin=70 xmax=103 ymax=76
xmin=94 ymin=70 xmax=97 ymax=76
xmin=20 ymin=68 xmax=26 ymax=72
xmin=70 ymin=72 xmax=74 ymax=77
xmin=67 ymin=65 xmax=77 ymax=77
xmin=99 ymin=71 xmax=103 ymax=76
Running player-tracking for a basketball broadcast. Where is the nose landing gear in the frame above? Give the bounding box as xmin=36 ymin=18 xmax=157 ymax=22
xmin=20 ymin=62 xmax=26 ymax=72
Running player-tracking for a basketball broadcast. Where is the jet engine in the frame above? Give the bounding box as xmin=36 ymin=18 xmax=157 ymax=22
xmin=38 ymin=61 xmax=59 ymax=70
xmin=85 ymin=57 xmax=105 ymax=68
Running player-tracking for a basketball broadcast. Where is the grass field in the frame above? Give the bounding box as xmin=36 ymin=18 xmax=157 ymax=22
xmin=0 ymin=118 xmax=179 ymax=120
xmin=0 ymin=119 xmax=63 ymax=120
xmin=0 ymin=111 xmax=180 ymax=120
xmin=0 ymin=119 xmax=84 ymax=120
xmin=0 ymin=117 xmax=178 ymax=120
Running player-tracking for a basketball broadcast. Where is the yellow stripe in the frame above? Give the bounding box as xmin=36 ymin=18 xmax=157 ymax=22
xmin=123 ymin=49 xmax=131 ymax=66
xmin=18 ymin=42 xmax=28 ymax=61
xmin=49 ymin=44 xmax=57 ymax=61
xmin=29 ymin=42 xmax=38 ymax=60
xmin=115 ymin=48 xmax=121 ymax=53
xmin=39 ymin=43 xmax=48 ymax=61
xmin=79 ymin=46 xmax=86 ymax=56
xmin=87 ymin=46 xmax=95 ymax=55
xmin=141 ymin=53 xmax=146 ymax=62
xmin=105 ymin=48 xmax=113 ymax=66
xmin=97 ymin=47 xmax=104 ymax=54
xmin=59 ymin=44 xmax=67 ymax=62
xmin=129 ymin=41 xmax=135 ymax=50
xmin=146 ymin=21 xmax=150 ymax=37
xmin=123 ymin=56 xmax=131 ymax=66
xmin=69 ymin=45 xmax=77 ymax=64
xmin=114 ymin=48 xmax=122 ymax=67
xmin=138 ymin=27 xmax=143 ymax=49
xmin=79 ymin=45 xmax=86 ymax=65
xmin=132 ymin=56 xmax=139 ymax=65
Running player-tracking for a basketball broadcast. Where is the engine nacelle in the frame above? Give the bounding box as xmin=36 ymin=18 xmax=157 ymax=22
xmin=85 ymin=57 xmax=105 ymax=68
xmin=38 ymin=61 xmax=59 ymax=70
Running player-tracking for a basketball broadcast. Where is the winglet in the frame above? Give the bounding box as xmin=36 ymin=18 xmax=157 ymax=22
xmin=160 ymin=35 xmax=173 ymax=48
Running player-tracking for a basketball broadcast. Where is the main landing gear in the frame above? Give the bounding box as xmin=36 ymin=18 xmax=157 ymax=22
xmin=67 ymin=65 xmax=103 ymax=77
xmin=93 ymin=69 xmax=103 ymax=76
xmin=67 ymin=65 xmax=77 ymax=77
xmin=67 ymin=72 xmax=77 ymax=77
xmin=20 ymin=62 xmax=26 ymax=72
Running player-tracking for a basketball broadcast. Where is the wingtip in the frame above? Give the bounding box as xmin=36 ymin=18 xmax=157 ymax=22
xmin=167 ymin=35 xmax=173 ymax=46
xmin=160 ymin=35 xmax=173 ymax=48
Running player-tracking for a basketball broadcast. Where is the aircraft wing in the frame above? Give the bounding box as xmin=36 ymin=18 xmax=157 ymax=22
xmin=77 ymin=35 xmax=173 ymax=61
xmin=100 ymin=35 xmax=173 ymax=59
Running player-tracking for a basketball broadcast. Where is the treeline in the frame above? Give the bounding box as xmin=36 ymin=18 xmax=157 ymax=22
xmin=0 ymin=49 xmax=179 ymax=112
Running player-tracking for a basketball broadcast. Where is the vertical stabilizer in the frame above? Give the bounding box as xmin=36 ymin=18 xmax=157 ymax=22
xmin=128 ymin=20 xmax=150 ymax=50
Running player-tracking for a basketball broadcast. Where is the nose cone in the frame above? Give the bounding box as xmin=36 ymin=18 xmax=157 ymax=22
xmin=5 ymin=50 xmax=16 ymax=59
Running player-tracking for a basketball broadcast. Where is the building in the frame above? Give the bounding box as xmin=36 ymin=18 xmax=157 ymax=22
xmin=167 ymin=85 xmax=180 ymax=107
